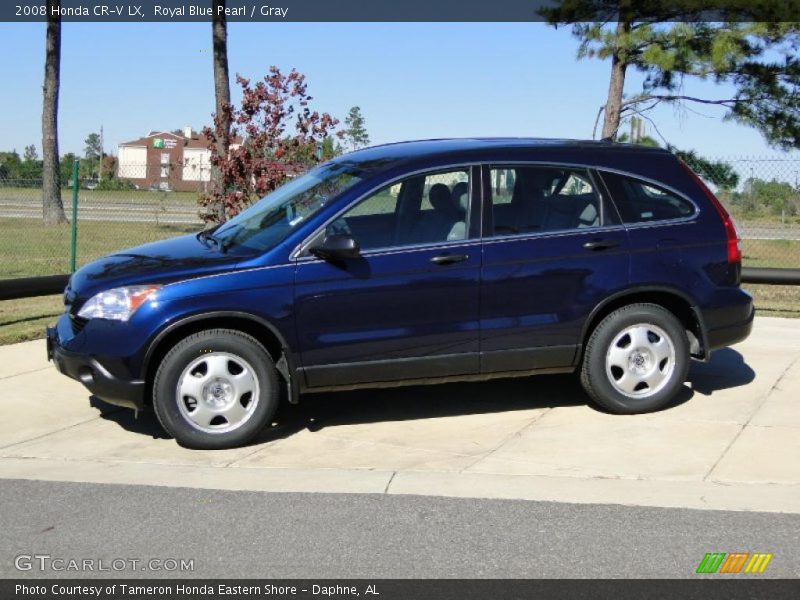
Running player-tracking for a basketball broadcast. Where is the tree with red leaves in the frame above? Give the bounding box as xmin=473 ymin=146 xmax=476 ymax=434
xmin=200 ymin=67 xmax=343 ymax=223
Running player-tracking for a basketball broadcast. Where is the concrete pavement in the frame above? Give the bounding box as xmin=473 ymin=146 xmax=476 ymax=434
xmin=1 ymin=316 xmax=799 ymax=513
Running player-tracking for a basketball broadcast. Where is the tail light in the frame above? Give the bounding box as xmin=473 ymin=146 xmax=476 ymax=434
xmin=678 ymin=159 xmax=741 ymax=264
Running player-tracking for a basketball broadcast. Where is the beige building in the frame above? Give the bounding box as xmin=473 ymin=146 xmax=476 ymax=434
xmin=117 ymin=127 xmax=239 ymax=191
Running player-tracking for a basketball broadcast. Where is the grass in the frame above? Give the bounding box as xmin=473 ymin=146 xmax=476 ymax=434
xmin=0 ymin=295 xmax=63 ymax=346
xmin=743 ymin=284 xmax=800 ymax=318
xmin=741 ymin=238 xmax=800 ymax=269
xmin=0 ymin=186 xmax=199 ymax=204
xmin=0 ymin=218 xmax=198 ymax=278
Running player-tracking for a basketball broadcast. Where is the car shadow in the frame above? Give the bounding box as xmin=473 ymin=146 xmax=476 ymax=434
xmin=686 ymin=347 xmax=756 ymax=395
xmin=89 ymin=396 xmax=171 ymax=440
xmin=90 ymin=348 xmax=755 ymax=447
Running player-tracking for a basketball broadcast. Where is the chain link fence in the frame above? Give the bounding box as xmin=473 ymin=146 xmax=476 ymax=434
xmin=0 ymin=164 xmax=205 ymax=279
xmin=705 ymin=157 xmax=800 ymax=271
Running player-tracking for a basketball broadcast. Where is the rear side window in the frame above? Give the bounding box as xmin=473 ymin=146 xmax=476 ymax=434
xmin=488 ymin=166 xmax=602 ymax=236
xmin=601 ymin=172 xmax=696 ymax=224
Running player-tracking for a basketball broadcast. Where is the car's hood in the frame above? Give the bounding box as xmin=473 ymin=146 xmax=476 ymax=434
xmin=65 ymin=234 xmax=244 ymax=309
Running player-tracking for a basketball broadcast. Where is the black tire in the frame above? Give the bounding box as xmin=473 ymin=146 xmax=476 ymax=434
xmin=152 ymin=329 xmax=279 ymax=449
xmin=580 ymin=303 xmax=690 ymax=414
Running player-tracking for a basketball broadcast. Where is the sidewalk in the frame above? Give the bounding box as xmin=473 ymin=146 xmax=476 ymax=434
xmin=1 ymin=317 xmax=798 ymax=513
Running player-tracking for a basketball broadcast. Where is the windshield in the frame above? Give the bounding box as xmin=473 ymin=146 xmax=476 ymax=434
xmin=205 ymin=162 xmax=366 ymax=254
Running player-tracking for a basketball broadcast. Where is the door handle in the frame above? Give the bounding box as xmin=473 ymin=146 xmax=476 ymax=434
xmin=430 ymin=253 xmax=469 ymax=265
xmin=583 ymin=239 xmax=619 ymax=251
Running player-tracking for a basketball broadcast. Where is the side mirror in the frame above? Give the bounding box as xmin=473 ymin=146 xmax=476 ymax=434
xmin=309 ymin=234 xmax=360 ymax=261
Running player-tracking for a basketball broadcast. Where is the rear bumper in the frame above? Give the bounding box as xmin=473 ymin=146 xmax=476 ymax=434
xmin=46 ymin=326 xmax=145 ymax=411
xmin=705 ymin=295 xmax=755 ymax=351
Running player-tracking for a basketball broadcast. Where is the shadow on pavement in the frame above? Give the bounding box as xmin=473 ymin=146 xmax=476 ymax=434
xmin=89 ymin=396 xmax=171 ymax=440
xmin=687 ymin=347 xmax=756 ymax=395
xmin=90 ymin=348 xmax=754 ymax=447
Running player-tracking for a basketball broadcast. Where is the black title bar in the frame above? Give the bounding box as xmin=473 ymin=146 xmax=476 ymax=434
xmin=3 ymin=0 xmax=799 ymax=22
xmin=4 ymin=579 xmax=800 ymax=600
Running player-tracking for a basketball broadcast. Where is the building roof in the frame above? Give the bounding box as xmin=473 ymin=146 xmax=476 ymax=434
xmin=118 ymin=130 xmax=241 ymax=148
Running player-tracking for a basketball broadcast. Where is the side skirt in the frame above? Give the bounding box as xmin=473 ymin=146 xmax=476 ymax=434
xmin=300 ymin=366 xmax=575 ymax=394
xmin=298 ymin=347 xmax=577 ymax=394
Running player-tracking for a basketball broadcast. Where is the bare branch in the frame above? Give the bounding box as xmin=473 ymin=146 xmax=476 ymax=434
xmin=620 ymin=99 xmax=660 ymax=116
xmin=637 ymin=114 xmax=670 ymax=147
xmin=619 ymin=95 xmax=749 ymax=109
xmin=592 ymin=104 xmax=606 ymax=140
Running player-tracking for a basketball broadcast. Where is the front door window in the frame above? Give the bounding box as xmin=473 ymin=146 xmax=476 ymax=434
xmin=326 ymin=169 xmax=471 ymax=251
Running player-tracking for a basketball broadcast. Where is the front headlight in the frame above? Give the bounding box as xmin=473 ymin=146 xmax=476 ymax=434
xmin=77 ymin=285 xmax=161 ymax=321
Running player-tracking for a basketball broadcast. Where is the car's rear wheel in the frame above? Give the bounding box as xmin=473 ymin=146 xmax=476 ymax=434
xmin=152 ymin=329 xmax=279 ymax=449
xmin=580 ymin=303 xmax=689 ymax=414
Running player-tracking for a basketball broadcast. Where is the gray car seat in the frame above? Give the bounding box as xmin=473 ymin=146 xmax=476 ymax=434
xmin=410 ymin=183 xmax=465 ymax=243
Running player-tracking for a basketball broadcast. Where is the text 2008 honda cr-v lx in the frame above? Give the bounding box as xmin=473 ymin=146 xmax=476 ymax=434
xmin=47 ymin=139 xmax=754 ymax=449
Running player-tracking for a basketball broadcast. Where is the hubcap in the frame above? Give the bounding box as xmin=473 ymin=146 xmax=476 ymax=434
xmin=176 ymin=352 xmax=259 ymax=434
xmin=605 ymin=323 xmax=676 ymax=399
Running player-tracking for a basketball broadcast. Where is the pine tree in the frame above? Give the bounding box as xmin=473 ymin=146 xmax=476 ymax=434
xmin=41 ymin=0 xmax=67 ymax=224
xmin=344 ymin=106 xmax=370 ymax=151
xmin=543 ymin=1 xmax=800 ymax=148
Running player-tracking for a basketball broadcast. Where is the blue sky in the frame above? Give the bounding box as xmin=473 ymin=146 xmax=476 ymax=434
xmin=0 ymin=21 xmax=795 ymax=159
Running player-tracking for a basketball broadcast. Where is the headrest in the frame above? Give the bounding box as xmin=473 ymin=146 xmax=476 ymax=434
xmin=451 ymin=182 xmax=469 ymax=210
xmin=429 ymin=183 xmax=455 ymax=213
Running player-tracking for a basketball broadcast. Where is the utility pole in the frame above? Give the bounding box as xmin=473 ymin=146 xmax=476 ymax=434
xmin=98 ymin=125 xmax=104 ymax=181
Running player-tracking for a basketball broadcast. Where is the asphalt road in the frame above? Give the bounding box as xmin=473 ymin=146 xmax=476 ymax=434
xmin=1 ymin=479 xmax=797 ymax=579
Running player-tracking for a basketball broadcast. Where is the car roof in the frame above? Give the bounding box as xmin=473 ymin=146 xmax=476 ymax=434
xmin=339 ymin=137 xmax=671 ymax=165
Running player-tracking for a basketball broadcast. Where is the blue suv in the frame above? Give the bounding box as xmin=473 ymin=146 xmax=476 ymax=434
xmin=47 ymin=139 xmax=753 ymax=448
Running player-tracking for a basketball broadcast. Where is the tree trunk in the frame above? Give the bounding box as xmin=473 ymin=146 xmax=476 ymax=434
xmin=212 ymin=0 xmax=231 ymax=223
xmin=42 ymin=0 xmax=66 ymax=225
xmin=601 ymin=21 xmax=630 ymax=140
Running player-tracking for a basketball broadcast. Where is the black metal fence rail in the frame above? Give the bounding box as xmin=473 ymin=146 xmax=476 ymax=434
xmin=0 ymin=268 xmax=798 ymax=303
xmin=741 ymin=267 xmax=800 ymax=286
xmin=0 ymin=274 xmax=70 ymax=301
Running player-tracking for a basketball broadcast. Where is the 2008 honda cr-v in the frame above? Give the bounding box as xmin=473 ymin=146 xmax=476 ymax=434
xmin=47 ymin=139 xmax=754 ymax=449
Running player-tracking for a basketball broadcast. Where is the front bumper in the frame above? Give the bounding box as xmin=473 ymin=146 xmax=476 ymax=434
xmin=46 ymin=326 xmax=145 ymax=411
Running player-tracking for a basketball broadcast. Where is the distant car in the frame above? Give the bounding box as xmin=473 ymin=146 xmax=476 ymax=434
xmin=47 ymin=139 xmax=753 ymax=449
xmin=84 ymin=181 xmax=98 ymax=190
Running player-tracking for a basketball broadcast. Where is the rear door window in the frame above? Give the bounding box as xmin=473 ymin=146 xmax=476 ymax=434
xmin=601 ymin=172 xmax=696 ymax=224
xmin=487 ymin=166 xmax=602 ymax=236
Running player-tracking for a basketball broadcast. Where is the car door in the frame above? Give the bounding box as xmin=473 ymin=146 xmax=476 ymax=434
xmin=479 ymin=164 xmax=631 ymax=373
xmin=294 ymin=166 xmax=482 ymax=388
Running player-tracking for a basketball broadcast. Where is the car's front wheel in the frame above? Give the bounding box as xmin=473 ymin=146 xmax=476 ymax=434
xmin=152 ymin=329 xmax=279 ymax=449
xmin=580 ymin=303 xmax=689 ymax=414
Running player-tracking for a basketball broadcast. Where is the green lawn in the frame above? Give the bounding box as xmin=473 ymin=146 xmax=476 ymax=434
xmin=741 ymin=238 xmax=800 ymax=269
xmin=0 ymin=186 xmax=200 ymax=204
xmin=0 ymin=218 xmax=198 ymax=278
xmin=744 ymin=284 xmax=800 ymax=318
xmin=0 ymin=295 xmax=63 ymax=346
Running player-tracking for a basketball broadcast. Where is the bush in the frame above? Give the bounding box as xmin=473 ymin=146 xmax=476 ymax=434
xmin=95 ymin=178 xmax=135 ymax=191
